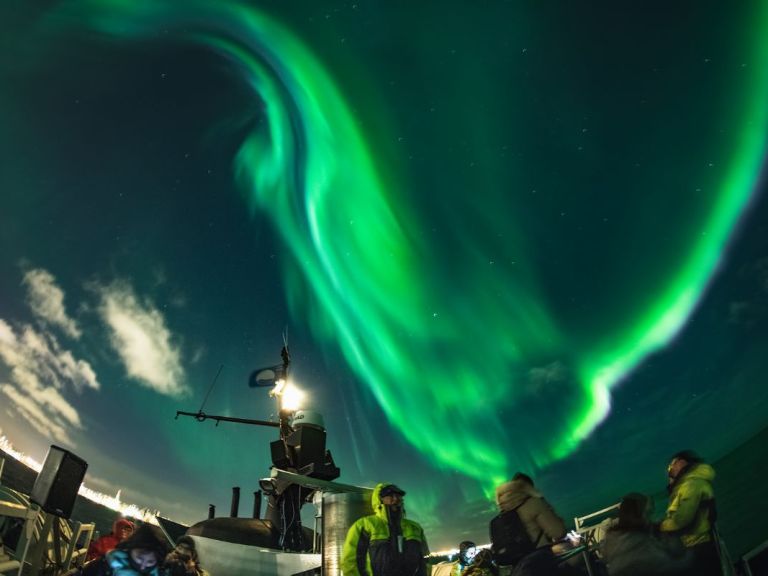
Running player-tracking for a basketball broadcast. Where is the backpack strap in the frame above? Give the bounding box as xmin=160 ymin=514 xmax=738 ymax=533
xmin=510 ymin=497 xmax=544 ymax=547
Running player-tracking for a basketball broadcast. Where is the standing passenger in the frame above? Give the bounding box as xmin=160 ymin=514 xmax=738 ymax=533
xmin=659 ymin=450 xmax=721 ymax=576
xmin=341 ymin=482 xmax=429 ymax=576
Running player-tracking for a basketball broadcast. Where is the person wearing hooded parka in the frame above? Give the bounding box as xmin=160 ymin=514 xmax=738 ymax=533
xmin=659 ymin=450 xmax=721 ymax=576
xmin=341 ymin=482 xmax=429 ymax=576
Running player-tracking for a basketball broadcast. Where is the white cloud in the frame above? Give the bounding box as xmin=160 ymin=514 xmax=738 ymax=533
xmin=0 ymin=315 xmax=98 ymax=446
xmin=16 ymin=325 xmax=99 ymax=393
xmin=96 ymin=282 xmax=187 ymax=397
xmin=1 ymin=384 xmax=73 ymax=445
xmin=37 ymin=386 xmax=83 ymax=428
xmin=0 ymin=267 xmax=188 ymax=447
xmin=23 ymin=268 xmax=82 ymax=339
xmin=0 ymin=320 xmax=22 ymax=365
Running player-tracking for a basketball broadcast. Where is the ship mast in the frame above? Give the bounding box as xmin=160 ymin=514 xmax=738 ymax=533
xmin=175 ymin=341 xmax=340 ymax=552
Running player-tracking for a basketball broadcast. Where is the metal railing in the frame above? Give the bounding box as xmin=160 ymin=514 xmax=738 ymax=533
xmin=572 ymin=502 xmax=620 ymax=576
xmin=1 ymin=482 xmax=94 ymax=575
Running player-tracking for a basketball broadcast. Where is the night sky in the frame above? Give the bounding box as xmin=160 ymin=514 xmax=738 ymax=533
xmin=1 ymin=0 xmax=767 ymax=550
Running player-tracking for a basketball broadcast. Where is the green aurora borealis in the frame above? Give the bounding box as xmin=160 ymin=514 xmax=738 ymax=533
xmin=2 ymin=0 xmax=768 ymax=548
xmin=60 ymin=0 xmax=768 ymax=482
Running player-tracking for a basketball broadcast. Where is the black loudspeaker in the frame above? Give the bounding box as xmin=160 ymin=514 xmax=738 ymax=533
xmin=30 ymin=445 xmax=88 ymax=519
xmin=285 ymin=426 xmax=326 ymax=471
xmin=270 ymin=439 xmax=292 ymax=469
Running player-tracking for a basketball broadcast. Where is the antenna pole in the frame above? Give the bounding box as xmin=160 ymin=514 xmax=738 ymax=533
xmin=199 ymin=364 xmax=224 ymax=413
xmin=175 ymin=410 xmax=281 ymax=428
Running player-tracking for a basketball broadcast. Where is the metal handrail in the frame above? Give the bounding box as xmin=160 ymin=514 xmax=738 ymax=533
xmin=573 ymin=503 xmax=620 ymax=530
xmin=60 ymin=521 xmax=95 ymax=572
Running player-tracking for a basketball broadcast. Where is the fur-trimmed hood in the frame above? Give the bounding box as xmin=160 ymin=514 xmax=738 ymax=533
xmin=495 ymin=479 xmax=542 ymax=512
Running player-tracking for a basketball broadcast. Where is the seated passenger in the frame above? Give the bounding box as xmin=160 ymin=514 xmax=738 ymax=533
xmin=601 ymin=493 xmax=689 ymax=576
xmin=491 ymin=473 xmax=566 ymax=567
xmin=79 ymin=523 xmax=169 ymax=576
xmin=463 ymin=548 xmax=498 ymax=576
xmin=87 ymin=519 xmax=135 ymax=561
xmin=432 ymin=540 xmax=477 ymax=576
xmin=163 ymin=536 xmax=209 ymax=576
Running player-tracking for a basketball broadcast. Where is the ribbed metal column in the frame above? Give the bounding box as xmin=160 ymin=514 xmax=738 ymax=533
xmin=322 ymin=492 xmax=372 ymax=576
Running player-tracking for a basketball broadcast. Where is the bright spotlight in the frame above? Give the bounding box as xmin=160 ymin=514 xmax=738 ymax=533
xmin=280 ymin=382 xmax=305 ymax=411
xmin=269 ymin=378 xmax=286 ymax=398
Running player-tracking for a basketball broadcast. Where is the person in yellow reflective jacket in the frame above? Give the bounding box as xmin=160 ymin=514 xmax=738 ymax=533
xmin=659 ymin=450 xmax=720 ymax=576
xmin=341 ymin=482 xmax=429 ymax=576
